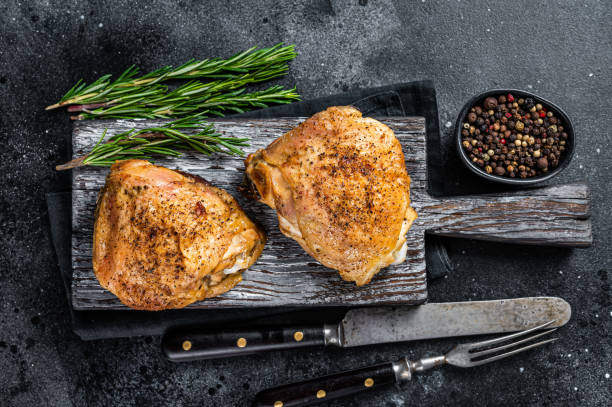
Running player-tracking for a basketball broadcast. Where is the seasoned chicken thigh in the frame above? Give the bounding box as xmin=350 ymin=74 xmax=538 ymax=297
xmin=93 ymin=160 xmax=265 ymax=310
xmin=245 ymin=106 xmax=417 ymax=286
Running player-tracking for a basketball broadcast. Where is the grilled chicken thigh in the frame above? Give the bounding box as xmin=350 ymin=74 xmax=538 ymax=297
xmin=93 ymin=160 xmax=265 ymax=310
xmin=245 ymin=106 xmax=417 ymax=286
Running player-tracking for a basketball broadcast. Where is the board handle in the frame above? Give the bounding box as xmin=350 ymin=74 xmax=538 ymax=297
xmin=253 ymin=362 xmax=396 ymax=407
xmin=422 ymin=183 xmax=591 ymax=246
xmin=162 ymin=325 xmax=325 ymax=362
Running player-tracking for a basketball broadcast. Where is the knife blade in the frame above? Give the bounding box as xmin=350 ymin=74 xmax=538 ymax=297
xmin=162 ymin=296 xmax=570 ymax=362
xmin=333 ymin=296 xmax=570 ymax=347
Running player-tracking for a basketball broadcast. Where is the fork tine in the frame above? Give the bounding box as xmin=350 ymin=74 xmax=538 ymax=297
xmin=468 ymin=338 xmax=558 ymax=366
xmin=466 ymin=320 xmax=556 ymax=350
xmin=470 ymin=329 xmax=557 ymax=358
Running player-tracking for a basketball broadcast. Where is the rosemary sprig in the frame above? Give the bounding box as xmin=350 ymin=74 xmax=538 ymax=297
xmin=56 ymin=117 xmax=249 ymax=170
xmin=70 ymin=85 xmax=300 ymax=120
xmin=46 ymin=43 xmax=297 ymax=110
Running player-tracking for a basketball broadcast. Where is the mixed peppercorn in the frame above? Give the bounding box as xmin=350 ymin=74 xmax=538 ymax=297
xmin=460 ymin=93 xmax=569 ymax=179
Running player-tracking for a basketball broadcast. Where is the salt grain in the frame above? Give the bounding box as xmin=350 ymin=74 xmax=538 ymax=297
xmin=445 ymin=121 xmax=452 ymax=128
xmin=519 ymin=367 xmax=524 ymax=373
xmin=596 ymin=148 xmax=601 ymax=153
xmin=605 ymin=373 xmax=610 ymax=379
xmin=98 ymin=23 xmax=103 ymax=28
xmin=589 ymin=73 xmax=593 ymax=77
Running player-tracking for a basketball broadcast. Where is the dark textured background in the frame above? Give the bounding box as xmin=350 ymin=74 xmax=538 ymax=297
xmin=1 ymin=0 xmax=610 ymax=406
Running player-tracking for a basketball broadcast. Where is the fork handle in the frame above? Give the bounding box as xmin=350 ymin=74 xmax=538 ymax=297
xmin=253 ymin=362 xmax=396 ymax=407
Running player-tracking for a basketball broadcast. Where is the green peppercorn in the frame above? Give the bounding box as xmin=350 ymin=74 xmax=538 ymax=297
xmin=515 ymin=121 xmax=525 ymax=131
xmin=533 ymin=150 xmax=541 ymax=158
xmin=485 ymin=165 xmax=493 ymax=174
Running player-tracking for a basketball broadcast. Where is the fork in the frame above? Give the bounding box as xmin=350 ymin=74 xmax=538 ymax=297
xmin=253 ymin=321 xmax=558 ymax=407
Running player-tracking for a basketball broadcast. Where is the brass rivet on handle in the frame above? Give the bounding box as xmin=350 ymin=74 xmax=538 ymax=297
xmin=236 ymin=337 xmax=247 ymax=348
xmin=182 ymin=340 xmax=192 ymax=351
xmin=274 ymin=401 xmax=283 ymax=407
xmin=316 ymin=389 xmax=326 ymax=398
xmin=364 ymin=378 xmax=374 ymax=387
xmin=293 ymin=331 xmax=304 ymax=342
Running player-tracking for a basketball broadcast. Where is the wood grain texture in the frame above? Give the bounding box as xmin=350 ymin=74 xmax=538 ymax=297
xmin=70 ymin=117 xmax=591 ymax=310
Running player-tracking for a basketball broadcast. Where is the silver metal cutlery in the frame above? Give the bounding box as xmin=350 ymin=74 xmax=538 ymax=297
xmin=253 ymin=321 xmax=558 ymax=407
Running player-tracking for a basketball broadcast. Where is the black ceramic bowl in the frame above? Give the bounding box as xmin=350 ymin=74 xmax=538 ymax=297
xmin=455 ymin=89 xmax=575 ymax=185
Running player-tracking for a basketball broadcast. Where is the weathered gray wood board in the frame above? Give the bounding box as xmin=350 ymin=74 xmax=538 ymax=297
xmin=70 ymin=118 xmax=591 ymax=310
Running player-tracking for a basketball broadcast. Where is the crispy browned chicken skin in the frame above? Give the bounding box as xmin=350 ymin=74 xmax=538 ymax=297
xmin=93 ymin=160 xmax=265 ymax=310
xmin=245 ymin=106 xmax=417 ymax=286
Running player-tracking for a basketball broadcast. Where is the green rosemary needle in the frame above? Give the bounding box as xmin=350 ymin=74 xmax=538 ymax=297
xmin=46 ymin=43 xmax=297 ymax=110
xmin=55 ymin=117 xmax=249 ymax=170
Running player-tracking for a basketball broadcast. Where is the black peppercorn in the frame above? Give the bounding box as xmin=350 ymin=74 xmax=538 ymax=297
xmin=537 ymin=157 xmax=548 ymax=169
xmin=461 ymin=93 xmax=568 ymax=180
xmin=483 ymin=97 xmax=498 ymax=110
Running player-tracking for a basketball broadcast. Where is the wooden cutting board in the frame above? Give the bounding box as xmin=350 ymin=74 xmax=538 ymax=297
xmin=70 ymin=117 xmax=592 ymax=310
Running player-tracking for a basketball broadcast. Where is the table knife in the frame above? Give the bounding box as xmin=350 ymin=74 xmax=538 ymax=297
xmin=161 ymin=296 xmax=570 ymax=362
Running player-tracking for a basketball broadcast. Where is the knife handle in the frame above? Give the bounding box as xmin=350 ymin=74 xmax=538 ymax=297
xmin=253 ymin=362 xmax=396 ymax=407
xmin=162 ymin=325 xmax=325 ymax=362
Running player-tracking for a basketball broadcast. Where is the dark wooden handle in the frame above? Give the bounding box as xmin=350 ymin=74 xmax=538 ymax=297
xmin=422 ymin=183 xmax=592 ymax=246
xmin=253 ymin=362 xmax=396 ymax=407
xmin=162 ymin=325 xmax=324 ymax=362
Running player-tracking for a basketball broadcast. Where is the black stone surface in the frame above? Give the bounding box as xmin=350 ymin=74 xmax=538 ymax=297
xmin=0 ymin=1 xmax=610 ymax=406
